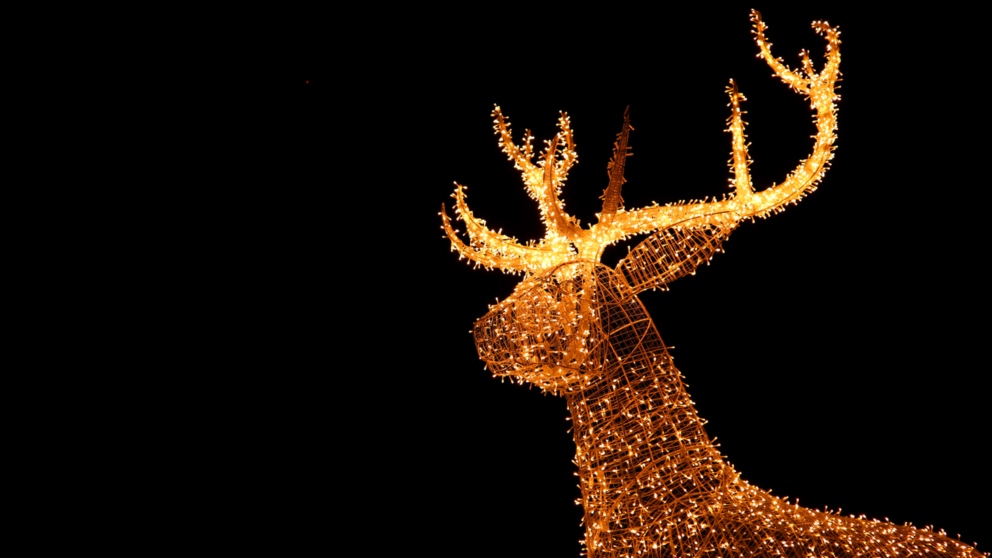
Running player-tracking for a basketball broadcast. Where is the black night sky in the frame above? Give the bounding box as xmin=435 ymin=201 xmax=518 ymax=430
xmin=286 ymin=5 xmax=987 ymax=555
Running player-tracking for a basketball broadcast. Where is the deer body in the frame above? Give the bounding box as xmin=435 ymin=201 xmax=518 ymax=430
xmin=476 ymin=261 xmax=982 ymax=556
xmin=443 ymin=12 xmax=985 ymax=557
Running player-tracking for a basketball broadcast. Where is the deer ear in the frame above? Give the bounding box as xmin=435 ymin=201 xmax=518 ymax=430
xmin=615 ymin=225 xmax=734 ymax=295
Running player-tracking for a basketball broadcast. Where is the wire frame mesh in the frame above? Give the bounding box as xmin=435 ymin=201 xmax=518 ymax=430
xmin=474 ymin=262 xmax=985 ymax=557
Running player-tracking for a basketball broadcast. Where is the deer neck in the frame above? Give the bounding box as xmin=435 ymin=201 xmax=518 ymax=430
xmin=563 ymin=292 xmax=727 ymax=548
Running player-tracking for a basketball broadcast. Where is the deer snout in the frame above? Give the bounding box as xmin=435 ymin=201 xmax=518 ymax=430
xmin=473 ymin=264 xmax=606 ymax=394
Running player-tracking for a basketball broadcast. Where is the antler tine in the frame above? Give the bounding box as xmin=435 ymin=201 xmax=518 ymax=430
xmin=751 ymin=10 xmax=808 ymax=94
xmin=599 ymin=106 xmax=633 ymax=225
xmin=726 ymin=80 xmax=754 ymax=202
xmin=440 ymin=183 xmax=555 ymax=274
xmin=556 ymin=111 xmax=578 ymax=177
xmin=540 ymin=133 xmax=582 ymax=239
xmin=493 ymin=105 xmax=543 ymax=191
xmin=441 ymin=208 xmax=528 ymax=273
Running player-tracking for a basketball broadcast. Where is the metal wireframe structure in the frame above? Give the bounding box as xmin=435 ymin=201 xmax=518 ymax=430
xmin=442 ymin=11 xmax=986 ymax=558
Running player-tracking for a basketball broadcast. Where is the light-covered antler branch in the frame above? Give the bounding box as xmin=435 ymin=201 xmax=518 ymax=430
xmin=606 ymin=9 xmax=840 ymax=236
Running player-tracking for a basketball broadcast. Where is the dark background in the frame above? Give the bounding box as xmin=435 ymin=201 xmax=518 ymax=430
xmin=284 ymin=5 xmax=987 ymax=555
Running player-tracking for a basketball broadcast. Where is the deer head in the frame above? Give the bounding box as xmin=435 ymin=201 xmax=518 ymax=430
xmin=441 ymin=10 xmax=840 ymax=393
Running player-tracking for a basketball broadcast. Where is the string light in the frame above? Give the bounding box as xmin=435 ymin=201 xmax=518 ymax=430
xmin=442 ymin=11 xmax=985 ymax=558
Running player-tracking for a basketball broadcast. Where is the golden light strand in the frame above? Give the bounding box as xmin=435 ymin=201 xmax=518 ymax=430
xmin=442 ymin=11 xmax=985 ymax=558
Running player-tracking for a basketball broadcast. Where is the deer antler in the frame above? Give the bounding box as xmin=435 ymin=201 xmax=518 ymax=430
xmin=599 ymin=106 xmax=633 ymax=225
xmin=609 ymin=10 xmax=840 ymax=235
xmin=441 ymin=107 xmax=582 ymax=275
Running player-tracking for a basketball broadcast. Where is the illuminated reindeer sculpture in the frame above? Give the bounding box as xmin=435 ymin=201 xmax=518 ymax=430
xmin=442 ymin=11 xmax=985 ymax=558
